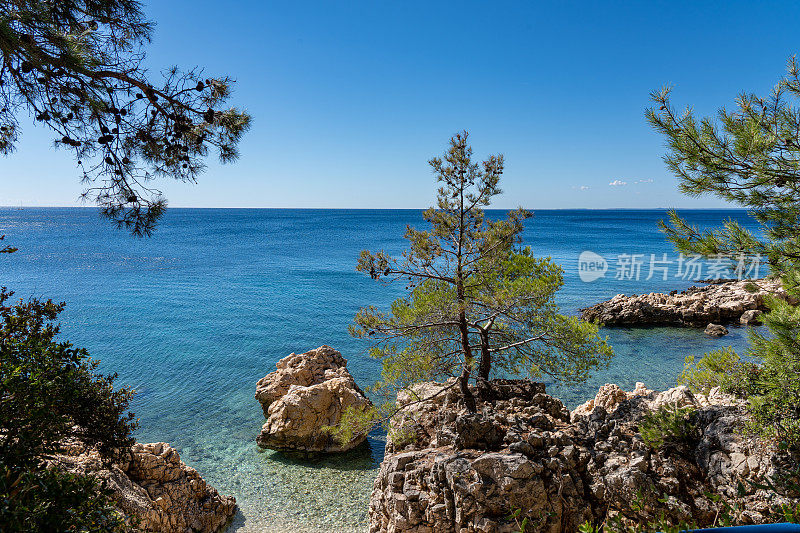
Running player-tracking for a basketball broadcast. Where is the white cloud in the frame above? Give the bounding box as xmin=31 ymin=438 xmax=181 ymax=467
xmin=635 ymin=178 xmax=654 ymax=184
xmin=571 ymin=185 xmax=590 ymax=191
xmin=609 ymin=180 xmax=627 ymax=187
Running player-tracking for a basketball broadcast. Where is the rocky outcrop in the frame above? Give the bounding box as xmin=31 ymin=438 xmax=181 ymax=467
xmin=579 ymin=278 xmax=783 ymax=328
xmin=704 ymin=323 xmax=729 ymax=336
xmin=53 ymin=440 xmax=236 ymax=533
xmin=740 ymin=309 xmax=763 ymax=325
xmin=255 ymin=345 xmax=372 ymax=453
xmin=573 ymin=382 xmax=652 ymax=417
xmin=371 ymin=379 xmax=590 ymax=533
xmin=370 ymin=379 xmax=798 ymax=533
xmin=574 ymin=384 xmax=799 ymax=528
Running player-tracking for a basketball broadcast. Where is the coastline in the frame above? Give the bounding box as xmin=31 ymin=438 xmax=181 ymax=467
xmin=1 ymin=208 xmax=768 ymax=532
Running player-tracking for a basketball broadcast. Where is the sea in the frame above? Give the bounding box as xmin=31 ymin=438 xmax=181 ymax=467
xmin=0 ymin=208 xmax=765 ymax=532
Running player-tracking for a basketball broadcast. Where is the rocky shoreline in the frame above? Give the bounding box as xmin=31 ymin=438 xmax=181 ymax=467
xmin=54 ymin=342 xmax=798 ymax=532
xmin=245 ymin=345 xmax=800 ymax=532
xmin=369 ymin=379 xmax=798 ymax=533
xmin=52 ymin=440 xmax=236 ymax=532
xmin=53 ymin=339 xmax=793 ymax=533
xmin=579 ymin=278 xmax=784 ymax=330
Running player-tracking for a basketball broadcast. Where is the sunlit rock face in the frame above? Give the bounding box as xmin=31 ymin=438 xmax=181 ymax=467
xmin=255 ymin=345 xmax=372 ymax=453
xmin=370 ymin=379 xmax=798 ymax=533
xmin=580 ymin=278 xmax=783 ymax=328
xmin=370 ymin=380 xmax=591 ymax=533
xmin=52 ymin=440 xmax=236 ymax=533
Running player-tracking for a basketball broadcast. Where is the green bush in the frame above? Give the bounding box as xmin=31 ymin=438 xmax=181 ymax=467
xmin=0 ymin=466 xmax=128 ymax=532
xmin=579 ymin=517 xmax=693 ymax=533
xmin=0 ymin=287 xmax=137 ymax=531
xmin=579 ymin=474 xmax=800 ymax=532
xmin=676 ymin=292 xmax=800 ymax=449
xmin=743 ymin=292 xmax=800 ymax=449
xmin=647 ymin=58 xmax=800 ymax=451
xmin=639 ymin=405 xmax=698 ymax=449
xmin=678 ymin=347 xmax=756 ymax=397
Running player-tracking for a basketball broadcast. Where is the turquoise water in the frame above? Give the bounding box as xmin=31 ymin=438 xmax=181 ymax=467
xmin=0 ymin=208 xmax=763 ymax=532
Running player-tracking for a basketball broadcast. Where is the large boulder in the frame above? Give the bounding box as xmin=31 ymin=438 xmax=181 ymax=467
xmin=580 ymin=278 xmax=783 ymax=328
xmin=53 ymin=440 xmax=236 ymax=533
xmin=740 ymin=309 xmax=763 ymax=325
xmin=369 ymin=379 xmax=798 ymax=533
xmin=255 ymin=345 xmax=372 ymax=453
xmin=704 ymin=323 xmax=729 ymax=336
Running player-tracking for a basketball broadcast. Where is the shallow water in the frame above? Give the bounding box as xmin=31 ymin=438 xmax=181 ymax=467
xmin=0 ymin=207 xmax=763 ymax=532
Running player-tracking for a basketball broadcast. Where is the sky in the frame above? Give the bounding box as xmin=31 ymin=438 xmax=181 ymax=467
xmin=3 ymin=0 xmax=800 ymax=209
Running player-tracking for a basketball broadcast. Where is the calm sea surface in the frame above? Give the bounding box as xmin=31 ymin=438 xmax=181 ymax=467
xmin=0 ymin=208 xmax=764 ymax=532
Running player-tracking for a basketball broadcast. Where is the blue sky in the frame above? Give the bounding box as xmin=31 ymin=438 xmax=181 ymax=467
xmin=3 ymin=0 xmax=800 ymax=209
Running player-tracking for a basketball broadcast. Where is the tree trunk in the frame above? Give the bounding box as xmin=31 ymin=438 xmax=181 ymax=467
xmin=457 ymin=312 xmax=477 ymax=413
xmin=455 ymin=179 xmax=476 ymax=413
xmin=478 ymin=329 xmax=491 ymax=381
xmin=458 ymin=363 xmax=477 ymax=413
xmin=476 ymin=329 xmax=492 ymax=400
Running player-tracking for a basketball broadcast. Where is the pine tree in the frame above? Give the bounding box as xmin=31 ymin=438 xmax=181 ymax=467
xmin=648 ymin=57 xmax=800 ymax=447
xmin=349 ymin=132 xmax=612 ymax=424
xmin=0 ymin=0 xmax=250 ymax=235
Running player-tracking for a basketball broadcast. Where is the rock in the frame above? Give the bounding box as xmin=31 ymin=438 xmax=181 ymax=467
xmin=580 ymin=279 xmax=783 ymax=328
xmin=740 ymin=309 xmax=763 ymax=326
xmin=452 ymin=413 xmax=505 ymax=450
xmin=371 ymin=379 xmax=591 ymax=533
xmin=52 ymin=441 xmax=235 ymax=533
xmin=255 ymin=345 xmax=352 ymax=415
xmin=370 ymin=379 xmax=799 ymax=533
xmin=704 ymin=323 xmax=729 ymax=336
xmin=573 ymin=382 xmax=653 ymax=417
xmin=255 ymin=345 xmax=372 ymax=453
xmin=651 ymin=385 xmax=698 ymax=409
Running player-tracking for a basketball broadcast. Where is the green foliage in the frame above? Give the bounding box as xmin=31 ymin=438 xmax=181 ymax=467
xmin=577 ymin=480 xmax=800 ymax=532
xmin=0 ymin=286 xmax=137 ymax=530
xmin=579 ymin=478 xmax=800 ymax=532
xmin=748 ymin=468 xmax=800 ymax=523
xmin=322 ymin=403 xmax=383 ymax=447
xmin=648 ymin=57 xmax=800 ymax=449
xmin=678 ymin=346 xmax=755 ymax=396
xmin=341 ymin=132 xmax=612 ymax=437
xmin=677 ymin=306 xmax=800 ymax=448
xmin=0 ymin=466 xmax=128 ymax=532
xmin=508 ymin=508 xmax=529 ymax=533
xmin=744 ymin=291 xmax=800 ymax=448
xmin=646 ymin=58 xmax=800 ymax=273
xmin=639 ymin=405 xmax=698 ymax=449
xmin=505 ymin=507 xmax=559 ymax=532
xmin=0 ymin=0 xmax=251 ymax=235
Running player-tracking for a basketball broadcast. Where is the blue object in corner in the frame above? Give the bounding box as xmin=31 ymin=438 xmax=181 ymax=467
xmin=689 ymin=525 xmax=800 ymax=533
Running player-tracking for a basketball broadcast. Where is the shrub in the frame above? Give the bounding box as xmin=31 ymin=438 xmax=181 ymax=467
xmin=0 ymin=287 xmax=136 ymax=531
xmin=639 ymin=405 xmax=698 ymax=449
xmin=744 ymin=292 xmax=800 ymax=449
xmin=676 ymin=293 xmax=800 ymax=449
xmin=678 ymin=347 xmax=756 ymax=397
